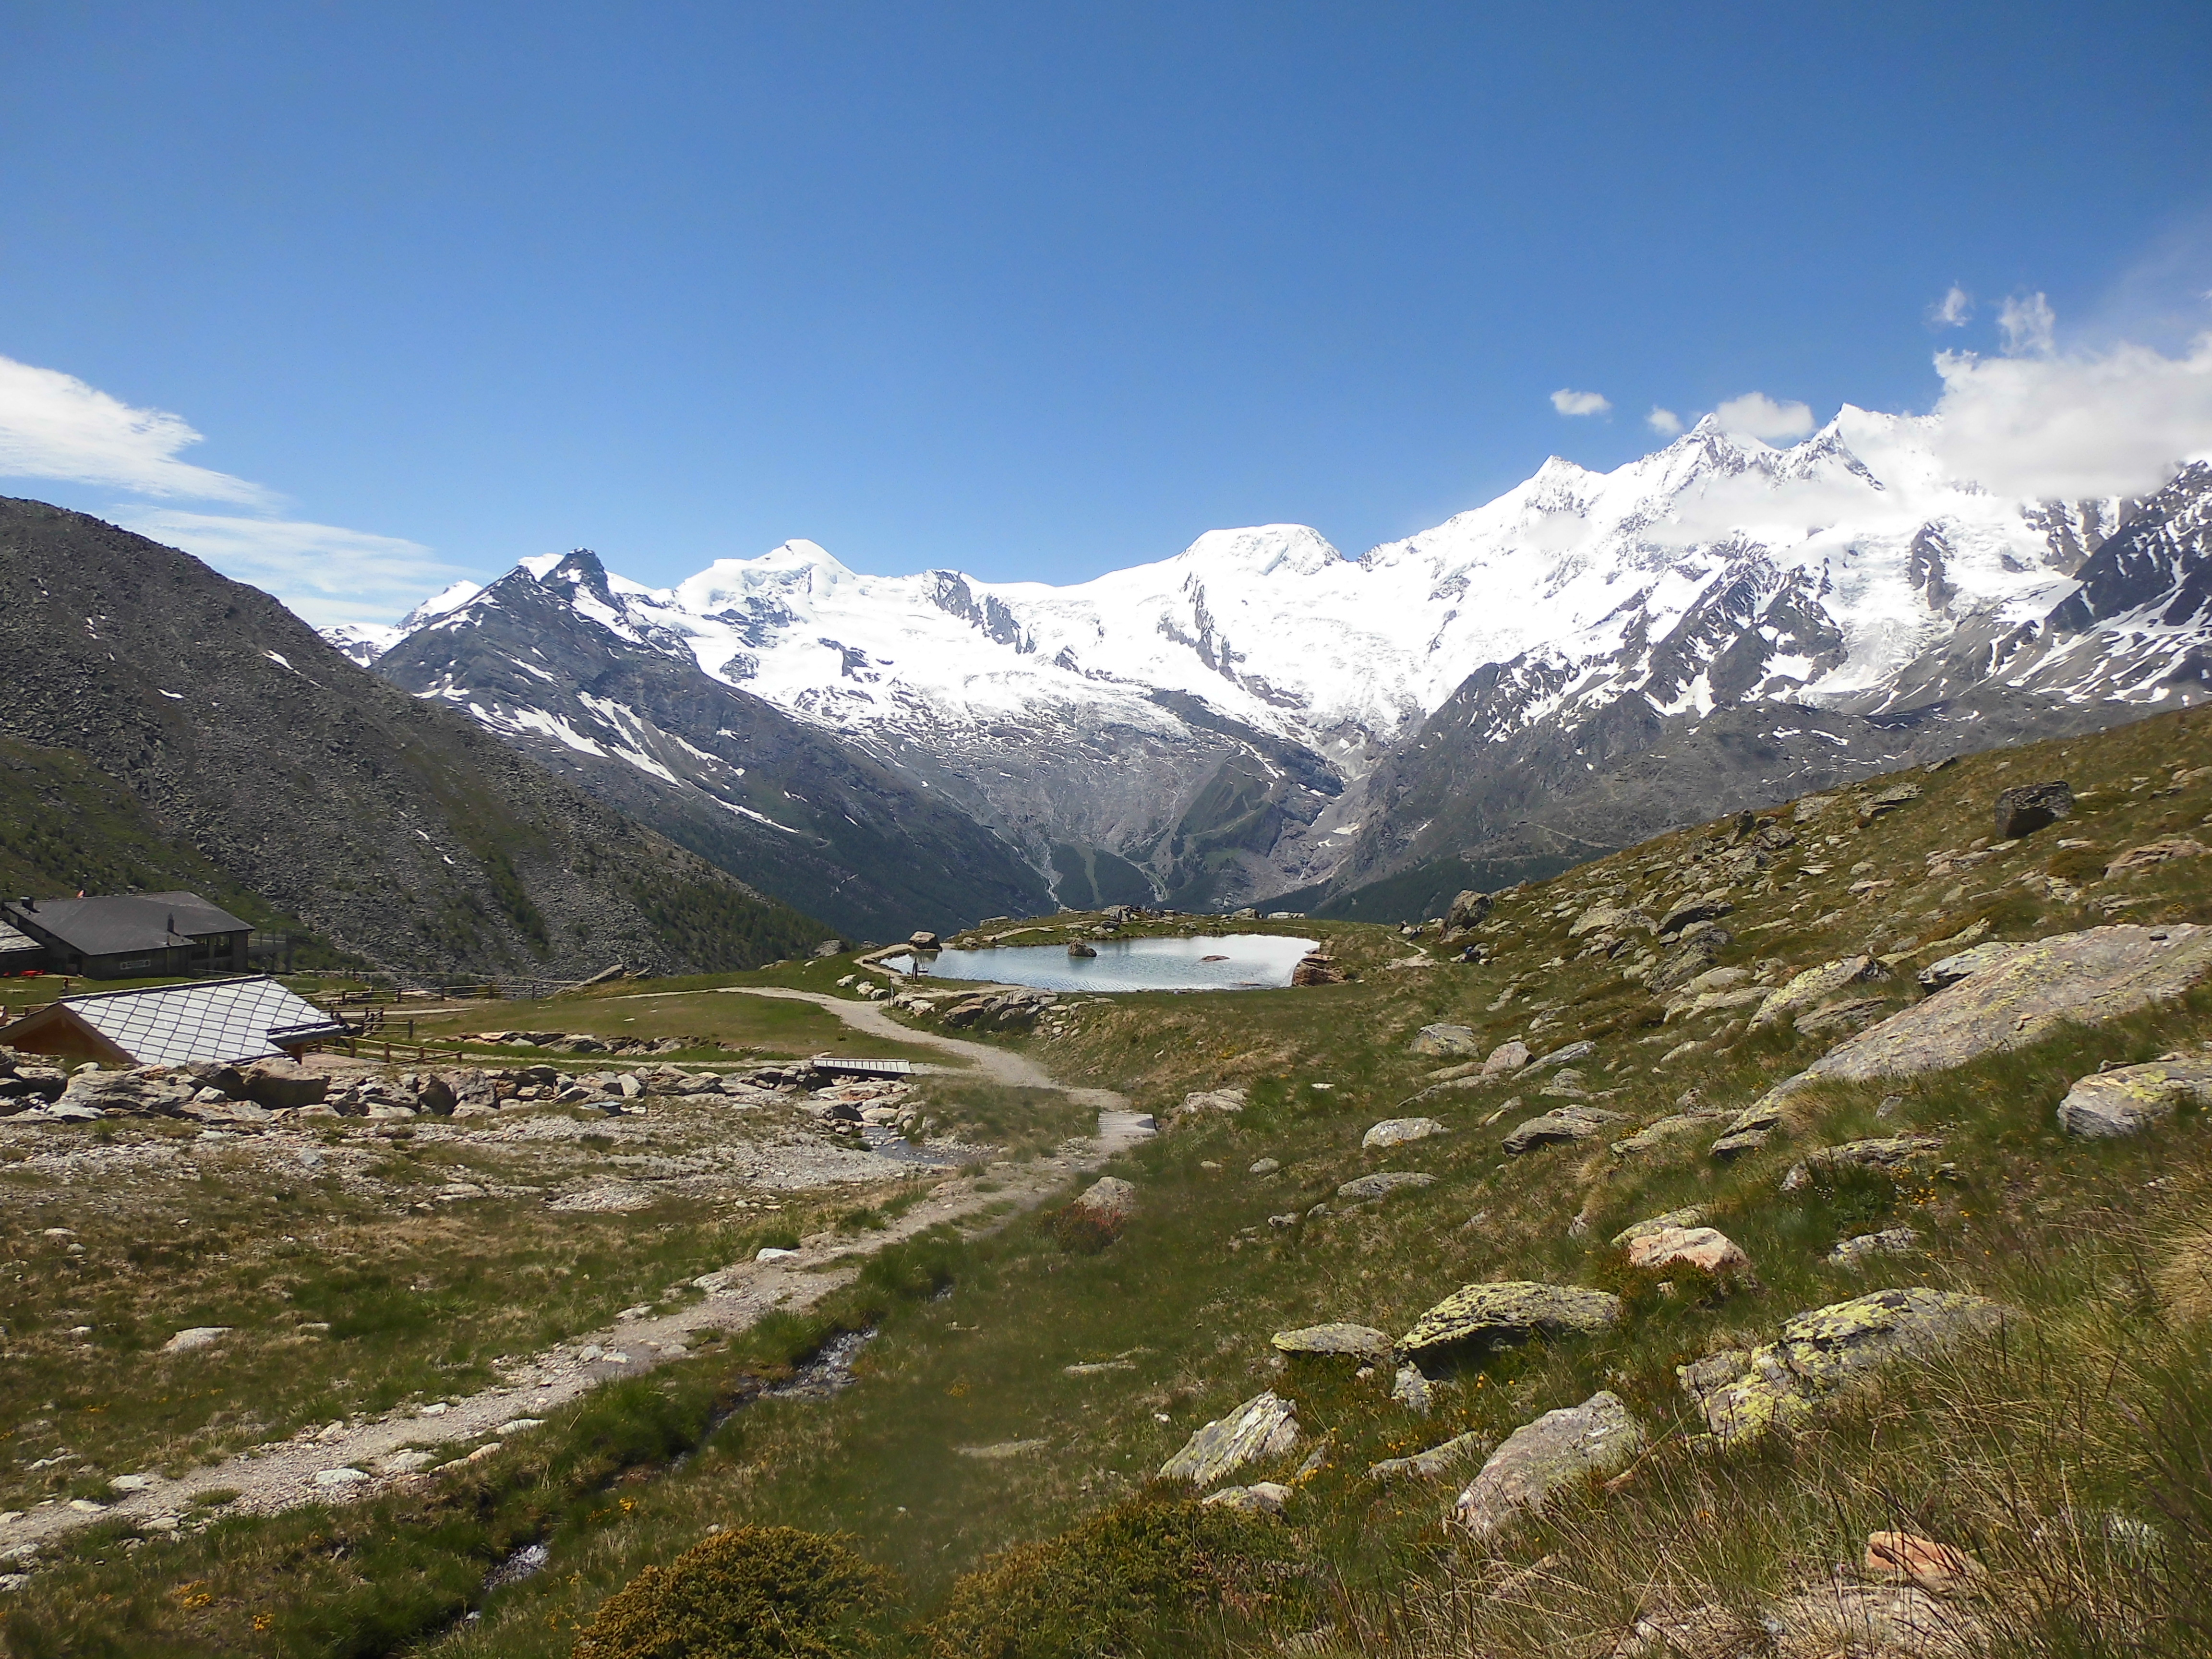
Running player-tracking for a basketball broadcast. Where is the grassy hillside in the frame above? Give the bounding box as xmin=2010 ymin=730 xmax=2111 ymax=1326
xmin=7 ymin=706 xmax=2212 ymax=1656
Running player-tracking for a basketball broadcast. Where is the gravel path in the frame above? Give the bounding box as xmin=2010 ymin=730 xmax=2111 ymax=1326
xmin=2 ymin=992 xmax=1145 ymax=1556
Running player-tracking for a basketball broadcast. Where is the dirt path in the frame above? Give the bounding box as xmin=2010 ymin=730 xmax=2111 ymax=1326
xmin=4 ymin=993 xmax=1145 ymax=1555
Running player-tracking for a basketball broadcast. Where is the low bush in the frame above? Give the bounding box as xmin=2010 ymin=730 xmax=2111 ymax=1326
xmin=574 ymin=1525 xmax=897 ymax=1659
xmin=921 ymin=1494 xmax=1312 ymax=1659
xmin=1041 ymin=1203 xmax=1122 ymax=1254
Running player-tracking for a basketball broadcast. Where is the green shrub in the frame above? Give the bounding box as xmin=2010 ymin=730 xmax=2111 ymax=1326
xmin=921 ymin=1494 xmax=1311 ymax=1659
xmin=575 ymin=1525 xmax=897 ymax=1659
xmin=855 ymin=1233 xmax=960 ymax=1301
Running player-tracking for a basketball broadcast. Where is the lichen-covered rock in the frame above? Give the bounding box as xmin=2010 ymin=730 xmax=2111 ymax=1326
xmin=1751 ymin=954 xmax=1887 ymax=1029
xmin=1530 ymin=1039 xmax=1598 ymax=1070
xmin=1335 ymin=1171 xmax=1437 ymax=1202
xmin=1398 ymin=1281 xmax=1623 ymax=1365
xmin=2106 ymin=837 xmax=2209 ymax=878
xmin=1409 ymin=1023 xmax=1479 ymax=1057
xmin=1610 ymin=1111 xmax=1728 ymax=1157
xmin=1452 ymin=1391 xmax=1642 ymax=1535
xmin=1829 ymin=1227 xmax=1920 ymax=1266
xmin=1647 ymin=926 xmax=1734 ymax=995
xmin=1176 ymin=1087 xmax=1247 ymax=1117
xmin=1917 ymin=940 xmax=2026 ymax=993
xmin=1623 ymin=1225 xmax=1751 ymax=1277
xmin=1610 ymin=1206 xmax=1713 ymax=1248
xmin=2057 ymin=1058 xmax=2212 ymax=1138
xmin=1502 ymin=1105 xmax=1627 ymax=1154
xmin=1362 ymin=1116 xmax=1450 ymax=1150
xmin=1158 ymin=1390 xmax=1298 ymax=1484
xmin=1780 ymin=1136 xmax=1945 ymax=1191
xmin=1367 ymin=1428 xmax=1486 ymax=1483
xmin=1537 ymin=1069 xmax=1593 ymax=1099
xmin=1270 ymin=1322 xmax=1391 ymax=1362
xmin=1677 ymin=1287 xmax=2008 ymax=1443
xmin=1200 ymin=1480 xmax=1290 ymax=1515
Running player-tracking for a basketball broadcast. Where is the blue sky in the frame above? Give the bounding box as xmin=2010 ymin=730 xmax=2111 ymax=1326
xmin=1 ymin=1 xmax=2209 ymax=622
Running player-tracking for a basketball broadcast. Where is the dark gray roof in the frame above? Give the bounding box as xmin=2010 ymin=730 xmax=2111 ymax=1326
xmin=60 ymin=975 xmax=344 ymax=1065
xmin=0 ymin=918 xmax=42 ymax=957
xmin=2 ymin=892 xmax=251 ymax=956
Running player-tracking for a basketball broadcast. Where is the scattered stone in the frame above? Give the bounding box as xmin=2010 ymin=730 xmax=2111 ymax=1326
xmin=1570 ymin=902 xmax=1650 ymax=938
xmin=1335 ymin=1171 xmax=1437 ymax=1202
xmin=241 ymin=1058 xmax=330 ymax=1110
xmin=1062 ymin=1359 xmax=1136 ymax=1376
xmin=1201 ymin=1480 xmax=1290 ymax=1515
xmin=1271 ymin=1323 xmax=1392 ymax=1362
xmin=1623 ymin=1225 xmax=1751 ymax=1277
xmin=1864 ymin=1530 xmax=1985 ymax=1593
xmin=1502 ymin=1106 xmax=1627 ymax=1154
xmin=2105 ymin=837 xmax=2209 ymax=878
xmin=1482 ymin=1040 xmax=1531 ymax=1076
xmin=1780 ymin=1136 xmax=1946 ymax=1191
xmin=1793 ymin=794 xmax=1837 ymax=822
xmin=161 ymin=1326 xmax=231 ymax=1355
xmin=1452 ymin=1391 xmax=1642 ymax=1536
xmin=1656 ymin=900 xmax=1733 ymax=935
xmin=756 ymin=1247 xmax=799 ymax=1263
xmin=1072 ymin=1177 xmax=1137 ymax=1222
xmin=1409 ymin=1023 xmax=1479 ymax=1058
xmin=1158 ymin=1391 xmax=1299 ymax=1484
xmin=2056 ymin=1058 xmax=2212 ymax=1138
xmin=1247 ymin=1157 xmax=1280 ymax=1175
xmin=1537 ymin=1068 xmax=1593 ymax=1099
xmin=1391 ymin=1363 xmax=1436 ymax=1413
xmin=1647 ymin=925 xmax=1735 ymax=995
xmin=1859 ymin=782 xmax=1923 ymax=821
xmin=1765 ymin=1581 xmax=1984 ymax=1658
xmin=1994 ymin=780 xmax=2074 ymax=839
xmin=1610 ymin=1111 xmax=1727 ymax=1157
xmin=1367 ymin=1429 xmax=1486 ymax=1483
xmin=1397 ymin=1281 xmax=1623 ymax=1367
xmin=1828 ymin=1227 xmax=1921 ymax=1266
xmin=311 ymin=1467 xmax=369 ymax=1489
xmin=1362 ymin=1116 xmax=1450 ymax=1150
xmin=1677 ymin=1287 xmax=2008 ymax=1443
xmin=1177 ymin=1087 xmax=1247 ymax=1117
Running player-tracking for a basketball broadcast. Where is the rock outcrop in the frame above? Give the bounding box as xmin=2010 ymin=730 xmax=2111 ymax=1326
xmin=1452 ymin=1391 xmax=1642 ymax=1535
xmin=2056 ymin=1057 xmax=2212 ymax=1138
xmin=1397 ymin=1281 xmax=1623 ymax=1368
xmin=1158 ymin=1391 xmax=1299 ymax=1485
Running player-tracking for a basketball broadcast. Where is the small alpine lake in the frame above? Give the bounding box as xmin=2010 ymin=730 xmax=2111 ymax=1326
xmin=884 ymin=932 xmax=1319 ymax=993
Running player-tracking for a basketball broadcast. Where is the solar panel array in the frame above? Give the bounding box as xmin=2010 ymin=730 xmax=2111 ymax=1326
xmin=64 ymin=976 xmax=343 ymax=1067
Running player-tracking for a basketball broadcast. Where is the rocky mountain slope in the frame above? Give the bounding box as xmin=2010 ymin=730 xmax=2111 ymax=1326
xmin=344 ymin=416 xmax=2211 ymax=915
xmin=0 ymin=499 xmax=823 ymax=978
xmin=373 ymin=550 xmax=1049 ymax=941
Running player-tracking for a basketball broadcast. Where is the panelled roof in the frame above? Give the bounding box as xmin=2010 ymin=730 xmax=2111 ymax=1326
xmin=59 ymin=975 xmax=344 ymax=1066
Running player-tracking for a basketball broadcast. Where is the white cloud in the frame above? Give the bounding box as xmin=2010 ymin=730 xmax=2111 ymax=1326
xmin=1998 ymin=291 xmax=2057 ymax=358
xmin=1928 ymin=332 xmax=2212 ymax=499
xmin=1713 ymin=391 xmax=1816 ymax=442
xmin=1646 ymin=406 xmax=1683 ymax=436
xmin=1932 ymin=285 xmax=1973 ymax=327
xmin=1550 ymin=388 xmax=1612 ymax=417
xmin=116 ymin=509 xmax=472 ymax=628
xmin=0 ymin=355 xmax=270 ymax=504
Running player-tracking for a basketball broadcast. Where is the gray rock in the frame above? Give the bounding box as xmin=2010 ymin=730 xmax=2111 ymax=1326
xmin=1362 ymin=1116 xmax=1450 ymax=1150
xmin=1994 ymin=780 xmax=2073 ymax=839
xmin=1271 ymin=1323 xmax=1392 ymax=1362
xmin=1409 ymin=1023 xmax=1479 ymax=1058
xmin=161 ymin=1326 xmax=231 ymax=1354
xmin=1247 ymin=1157 xmax=1280 ymax=1175
xmin=1452 ymin=1391 xmax=1642 ymax=1535
xmin=242 ymin=1058 xmax=328 ymax=1110
xmin=1917 ymin=941 xmax=2027 ymax=993
xmin=1201 ymin=1480 xmax=1291 ymax=1515
xmin=1368 ymin=1429 xmax=1487 ymax=1482
xmin=1482 ymin=1040 xmax=1531 ymax=1076
xmin=1751 ymin=954 xmax=1887 ymax=1029
xmin=1444 ymin=890 xmax=1492 ymax=931
xmin=2056 ymin=1058 xmax=2212 ymax=1138
xmin=1537 ymin=1068 xmax=1591 ymax=1099
xmin=1335 ymin=1171 xmax=1437 ymax=1202
xmin=1502 ymin=1106 xmax=1627 ymax=1154
xmin=1611 ymin=1206 xmax=1713 ymax=1248
xmin=1158 ymin=1390 xmax=1299 ymax=1484
xmin=1609 ymin=1112 xmax=1728 ymax=1157
xmin=1391 ymin=1362 xmax=1437 ymax=1413
xmin=1677 ymin=1287 xmax=2008 ymax=1443
xmin=1647 ymin=925 xmax=1734 ymax=995
xmin=1397 ymin=1281 xmax=1623 ymax=1366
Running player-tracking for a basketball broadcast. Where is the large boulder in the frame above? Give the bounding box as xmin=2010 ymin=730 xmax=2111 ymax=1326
xmin=1444 ymin=890 xmax=1492 ymax=931
xmin=1502 ymin=1106 xmax=1626 ymax=1154
xmin=1677 ymin=1287 xmax=2008 ymax=1443
xmin=1158 ymin=1390 xmax=1299 ymax=1484
xmin=1751 ymin=954 xmax=1887 ymax=1029
xmin=1452 ymin=1391 xmax=1642 ymax=1536
xmin=1270 ymin=1323 xmax=1392 ymax=1362
xmin=1397 ymin=1281 xmax=1623 ymax=1368
xmin=1917 ymin=941 xmax=2026 ymax=993
xmin=1646 ymin=925 xmax=1733 ymax=995
xmin=1072 ymin=1177 xmax=1137 ymax=1223
xmin=1409 ymin=1023 xmax=1479 ymax=1058
xmin=2057 ymin=1058 xmax=2212 ymax=1138
xmin=54 ymin=1068 xmax=196 ymax=1117
xmin=1623 ymin=1225 xmax=1751 ymax=1278
xmin=1993 ymin=780 xmax=2073 ymax=839
xmin=243 ymin=1058 xmax=329 ymax=1110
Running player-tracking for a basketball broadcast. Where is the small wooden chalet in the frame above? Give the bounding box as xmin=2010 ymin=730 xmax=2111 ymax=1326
xmin=0 ymin=975 xmax=347 ymax=1068
xmin=0 ymin=892 xmax=251 ymax=980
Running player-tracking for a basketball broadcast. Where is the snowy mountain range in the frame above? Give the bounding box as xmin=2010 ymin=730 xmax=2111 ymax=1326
xmin=331 ymin=410 xmax=2212 ymax=924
